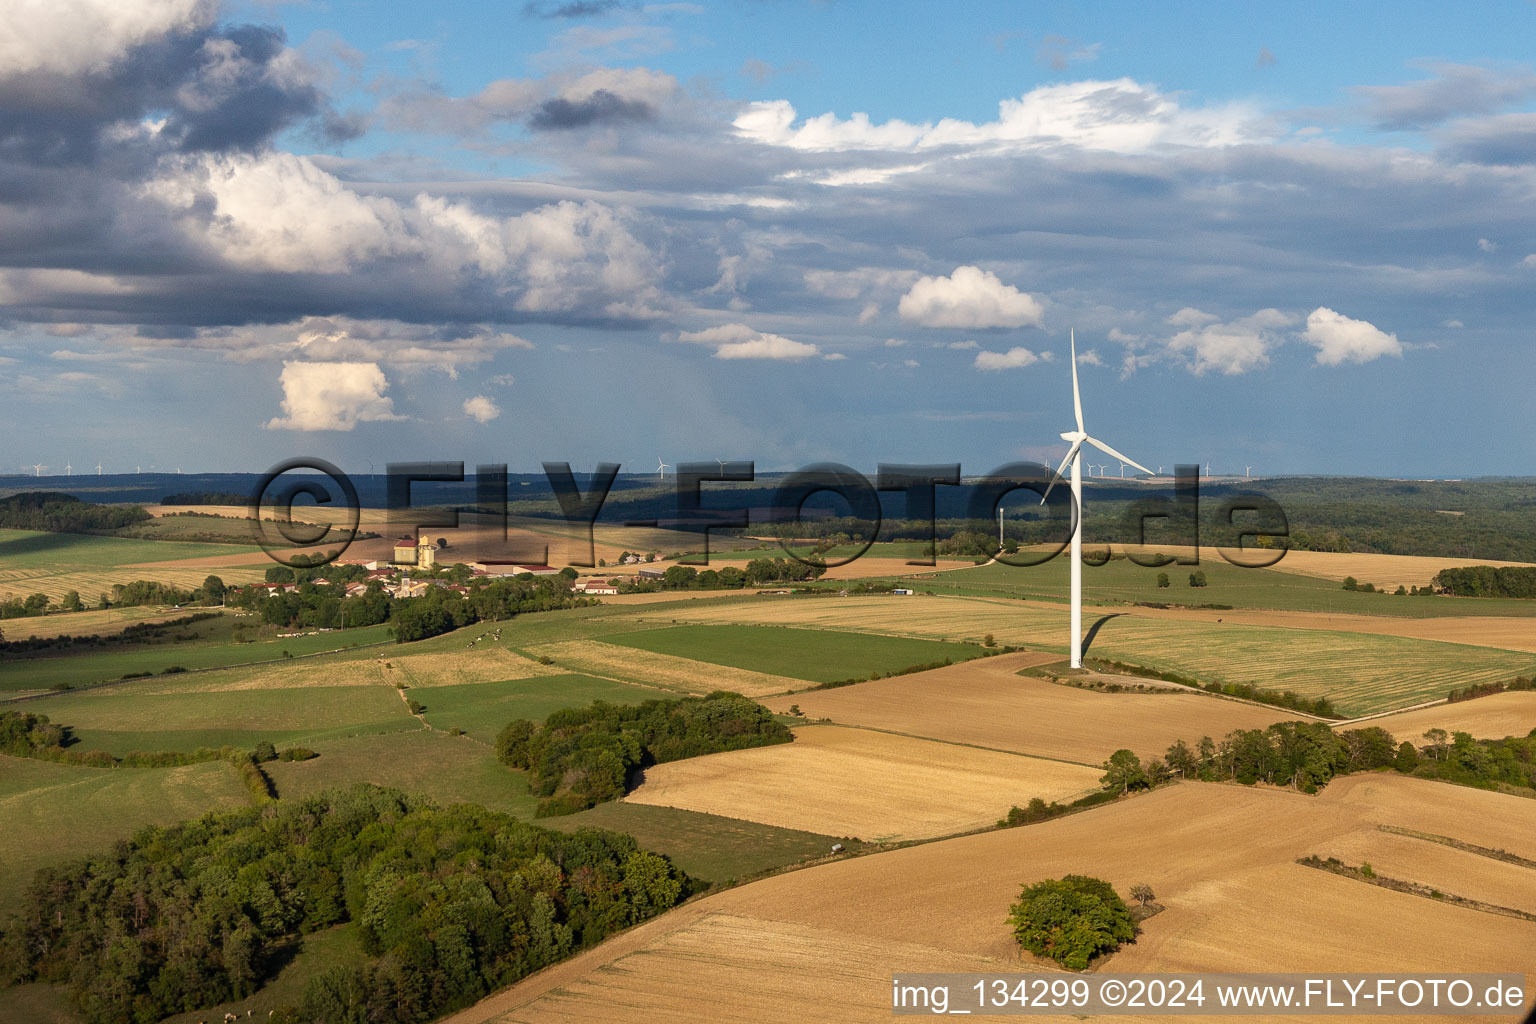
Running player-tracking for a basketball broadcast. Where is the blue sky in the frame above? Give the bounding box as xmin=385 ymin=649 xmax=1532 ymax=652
xmin=2 ymin=1 xmax=1535 ymax=478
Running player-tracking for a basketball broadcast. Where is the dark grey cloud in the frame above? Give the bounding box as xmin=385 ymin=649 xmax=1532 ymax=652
xmin=528 ymin=89 xmax=655 ymax=129
xmin=1438 ymin=112 xmax=1536 ymax=165
xmin=1353 ymin=62 xmax=1536 ymax=131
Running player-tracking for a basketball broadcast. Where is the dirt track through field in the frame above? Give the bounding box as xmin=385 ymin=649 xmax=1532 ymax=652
xmin=760 ymin=652 xmax=1299 ymax=764
xmin=449 ymin=775 xmax=1536 ymax=1024
xmin=624 ymin=724 xmax=1104 ymax=841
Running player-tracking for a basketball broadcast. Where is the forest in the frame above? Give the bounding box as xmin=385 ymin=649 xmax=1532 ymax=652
xmin=0 ymin=786 xmax=691 ymax=1024
xmin=0 ymin=492 xmax=150 ymax=532
xmin=496 ymin=692 xmax=794 ymax=815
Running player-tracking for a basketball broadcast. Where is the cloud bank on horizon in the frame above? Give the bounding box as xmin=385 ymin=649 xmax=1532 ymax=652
xmin=1 ymin=0 xmax=1533 ymax=475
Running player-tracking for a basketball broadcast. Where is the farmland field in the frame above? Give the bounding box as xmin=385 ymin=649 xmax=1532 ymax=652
xmin=0 ymin=621 xmax=394 ymax=692
xmin=415 ymin=673 xmax=660 ymax=741
xmin=760 ymin=653 xmax=1301 ymax=764
xmin=525 ymin=637 xmax=800 ymax=696
xmin=0 ymin=755 xmax=251 ymax=913
xmin=1356 ymin=692 xmax=1536 ymax=742
xmin=601 ymin=623 xmax=989 ymax=684
xmin=17 ymin=681 xmax=414 ymax=754
xmin=624 ymin=724 xmax=1105 ymax=841
xmin=449 ymin=776 xmax=1536 ymax=1023
xmin=0 ymin=528 xmax=269 ymax=601
xmin=0 ymin=605 xmax=202 ymax=640
xmin=643 ymin=595 xmax=1536 ymax=715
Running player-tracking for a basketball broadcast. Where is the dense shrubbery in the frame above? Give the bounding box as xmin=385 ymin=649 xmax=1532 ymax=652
xmin=0 ymin=492 xmax=150 ymax=532
xmin=1447 ymin=675 xmax=1534 ymax=704
xmin=1410 ymin=728 xmax=1536 ymax=791
xmin=998 ymin=790 xmax=1117 ymax=828
xmin=1157 ymin=722 xmax=1396 ymax=792
xmin=496 ymin=692 xmax=793 ymax=815
xmin=618 ymin=557 xmax=826 ymax=594
xmin=159 ymin=490 xmax=251 ymax=505
xmin=1433 ymin=565 xmax=1536 ymax=598
xmin=1007 ymin=875 xmax=1135 ymax=970
xmin=0 ymin=786 xmax=691 ymax=1024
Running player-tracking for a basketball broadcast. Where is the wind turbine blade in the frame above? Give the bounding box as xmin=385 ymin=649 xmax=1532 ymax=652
xmin=1040 ymin=439 xmax=1082 ymax=504
xmin=1070 ymin=329 xmax=1084 ymax=433
xmin=1084 ymin=435 xmax=1152 ymax=476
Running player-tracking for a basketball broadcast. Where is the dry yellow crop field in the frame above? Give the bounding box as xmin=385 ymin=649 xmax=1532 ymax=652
xmin=1356 ymin=692 xmax=1536 ymax=741
xmin=1122 ymin=605 xmax=1536 ymax=654
xmin=526 ymin=638 xmax=796 ymax=697
xmin=624 ymin=724 xmax=1105 ymax=841
xmin=0 ymin=566 xmax=267 ymax=602
xmin=760 ymin=653 xmax=1300 ymax=764
xmin=1265 ymin=550 xmax=1536 ymax=591
xmin=1314 ymin=827 xmax=1536 ymax=915
xmin=454 ymin=776 xmax=1536 ymax=1024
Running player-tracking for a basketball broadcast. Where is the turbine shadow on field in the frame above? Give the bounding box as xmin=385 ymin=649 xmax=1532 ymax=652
xmin=1081 ymin=613 xmax=1123 ymax=656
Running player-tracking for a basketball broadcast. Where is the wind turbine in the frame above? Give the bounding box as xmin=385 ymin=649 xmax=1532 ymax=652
xmin=31 ymin=464 xmax=42 ymax=477
xmin=715 ymin=457 xmax=728 ymax=472
xmin=1041 ymin=330 xmax=1153 ymax=669
xmin=65 ymin=464 xmax=72 ymax=476
xmin=1245 ymin=465 xmax=1252 ymax=479
xmin=96 ymin=461 xmax=102 ymax=476
xmin=656 ymin=457 xmax=669 ymax=483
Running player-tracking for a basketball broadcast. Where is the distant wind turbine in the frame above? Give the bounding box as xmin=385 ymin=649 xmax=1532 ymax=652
xmin=65 ymin=464 xmax=72 ymax=476
xmin=715 ymin=457 xmax=727 ymax=472
xmin=1041 ymin=330 xmax=1153 ymax=669
xmin=31 ymin=464 xmax=42 ymax=477
xmin=1245 ymin=465 xmax=1252 ymax=479
xmin=656 ymin=457 xmax=669 ymax=482
xmin=96 ymin=461 xmax=102 ymax=475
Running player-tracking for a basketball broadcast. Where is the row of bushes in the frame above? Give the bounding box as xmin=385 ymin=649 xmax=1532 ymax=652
xmin=496 ymin=692 xmax=793 ymax=816
xmin=0 ymin=612 xmax=222 ymax=655
xmin=998 ymin=789 xmax=1119 ymax=828
xmin=1083 ymin=657 xmax=1338 ymax=718
xmin=1447 ymin=675 xmax=1534 ymax=704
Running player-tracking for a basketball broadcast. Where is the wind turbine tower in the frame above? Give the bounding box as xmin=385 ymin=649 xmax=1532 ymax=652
xmin=1041 ymin=330 xmax=1153 ymax=669
xmin=656 ymin=457 xmax=669 ymax=483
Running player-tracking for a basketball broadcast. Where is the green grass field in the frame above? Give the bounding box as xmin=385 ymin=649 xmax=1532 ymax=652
xmin=869 ymin=556 xmax=1536 ymax=618
xmin=158 ymin=924 xmax=365 ymax=1024
xmin=0 ymin=755 xmax=251 ymax=914
xmin=602 ymin=623 xmax=987 ymax=683
xmin=0 ymin=528 xmax=261 ymax=569
xmin=417 ymin=673 xmax=660 ymax=741
xmin=0 ymin=622 xmax=394 ymax=692
xmin=262 ymin=731 xmax=539 ymax=817
xmin=19 ymin=683 xmax=415 ymax=755
xmin=540 ymin=801 xmax=847 ymax=884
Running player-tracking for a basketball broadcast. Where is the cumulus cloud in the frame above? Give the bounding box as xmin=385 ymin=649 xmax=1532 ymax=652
xmin=463 ymin=394 xmax=501 ymax=422
xmin=1076 ymin=348 xmax=1103 ymax=366
xmin=266 ymin=361 xmax=406 ymax=431
xmin=1300 ymin=307 xmax=1403 ymax=366
xmin=974 ymin=347 xmax=1041 ymax=371
xmin=675 ymin=323 xmax=820 ymax=360
xmin=1165 ymin=308 xmax=1295 ymax=375
xmin=734 ymin=78 xmax=1263 ymax=154
xmin=0 ymin=0 xmax=215 ymax=78
xmin=898 ymin=266 xmax=1043 ymax=329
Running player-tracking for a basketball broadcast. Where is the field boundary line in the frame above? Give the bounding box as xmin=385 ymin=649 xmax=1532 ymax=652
xmin=1376 ymin=824 xmax=1536 ymax=870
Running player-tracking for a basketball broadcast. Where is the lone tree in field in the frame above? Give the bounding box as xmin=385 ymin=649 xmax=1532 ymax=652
xmin=1100 ymin=749 xmax=1149 ymax=794
xmin=1007 ymin=875 xmax=1135 ymax=970
xmin=1129 ymin=882 xmax=1155 ymax=908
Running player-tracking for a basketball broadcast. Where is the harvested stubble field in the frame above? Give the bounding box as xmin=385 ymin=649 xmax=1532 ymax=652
xmin=1115 ymin=605 xmax=1536 ymax=653
xmin=525 ymin=638 xmax=798 ymax=697
xmin=642 ymin=595 xmax=1536 ymax=715
xmin=624 ymin=724 xmax=1104 ymax=841
xmin=451 ymin=776 xmax=1536 ymax=1024
xmin=1357 ymin=692 xmax=1536 ymax=741
xmin=1313 ymin=827 xmax=1536 ymax=916
xmin=1266 ymin=549 xmax=1536 ymax=591
xmin=759 ymin=653 xmax=1300 ymax=765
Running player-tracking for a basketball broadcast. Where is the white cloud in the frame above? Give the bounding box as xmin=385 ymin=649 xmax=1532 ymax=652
xmin=143 ymin=151 xmax=666 ymax=317
xmin=1166 ymin=308 xmax=1295 ymax=375
xmin=1521 ymin=254 xmax=1536 ymax=268
xmin=1443 ymin=319 xmax=1464 ymax=328
xmin=735 ymin=78 xmax=1264 ymax=155
xmin=463 ymin=395 xmax=501 ymax=423
xmin=1478 ymin=237 xmax=1498 ymax=253
xmin=883 ymin=337 xmax=906 ymax=347
xmin=0 ymin=0 xmax=215 ymax=78
xmin=675 ymin=323 xmax=821 ymax=360
xmin=974 ymin=347 xmax=1041 ymax=371
xmin=822 ymin=352 xmax=847 ymax=361
xmin=1076 ymin=348 xmax=1103 ymax=366
xmin=857 ymin=302 xmax=879 ymax=323
xmin=946 ymin=340 xmax=980 ymax=350
xmin=898 ymin=266 xmax=1043 ymax=329
xmin=265 ymin=361 xmax=406 ymax=431
xmin=1301 ymin=307 xmax=1403 ymax=366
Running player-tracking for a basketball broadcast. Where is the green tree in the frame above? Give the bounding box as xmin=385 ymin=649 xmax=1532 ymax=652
xmin=253 ymin=740 xmax=278 ymax=763
xmin=1100 ymin=749 xmax=1148 ymax=793
xmin=1128 ymin=882 xmax=1155 ymax=908
xmin=1007 ymin=875 xmax=1135 ymax=970
xmin=1187 ymin=570 xmax=1207 ymax=588
xmin=1394 ymin=741 xmax=1420 ymax=773
xmin=1156 ymin=572 xmax=1170 ymax=588
xmin=201 ymin=575 xmax=226 ymax=604
xmin=1341 ymin=576 xmax=1359 ymax=591
xmin=60 ymin=590 xmax=83 ymax=612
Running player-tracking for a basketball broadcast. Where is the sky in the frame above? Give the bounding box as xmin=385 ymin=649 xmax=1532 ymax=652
xmin=3 ymin=1 xmax=1536 ymax=479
